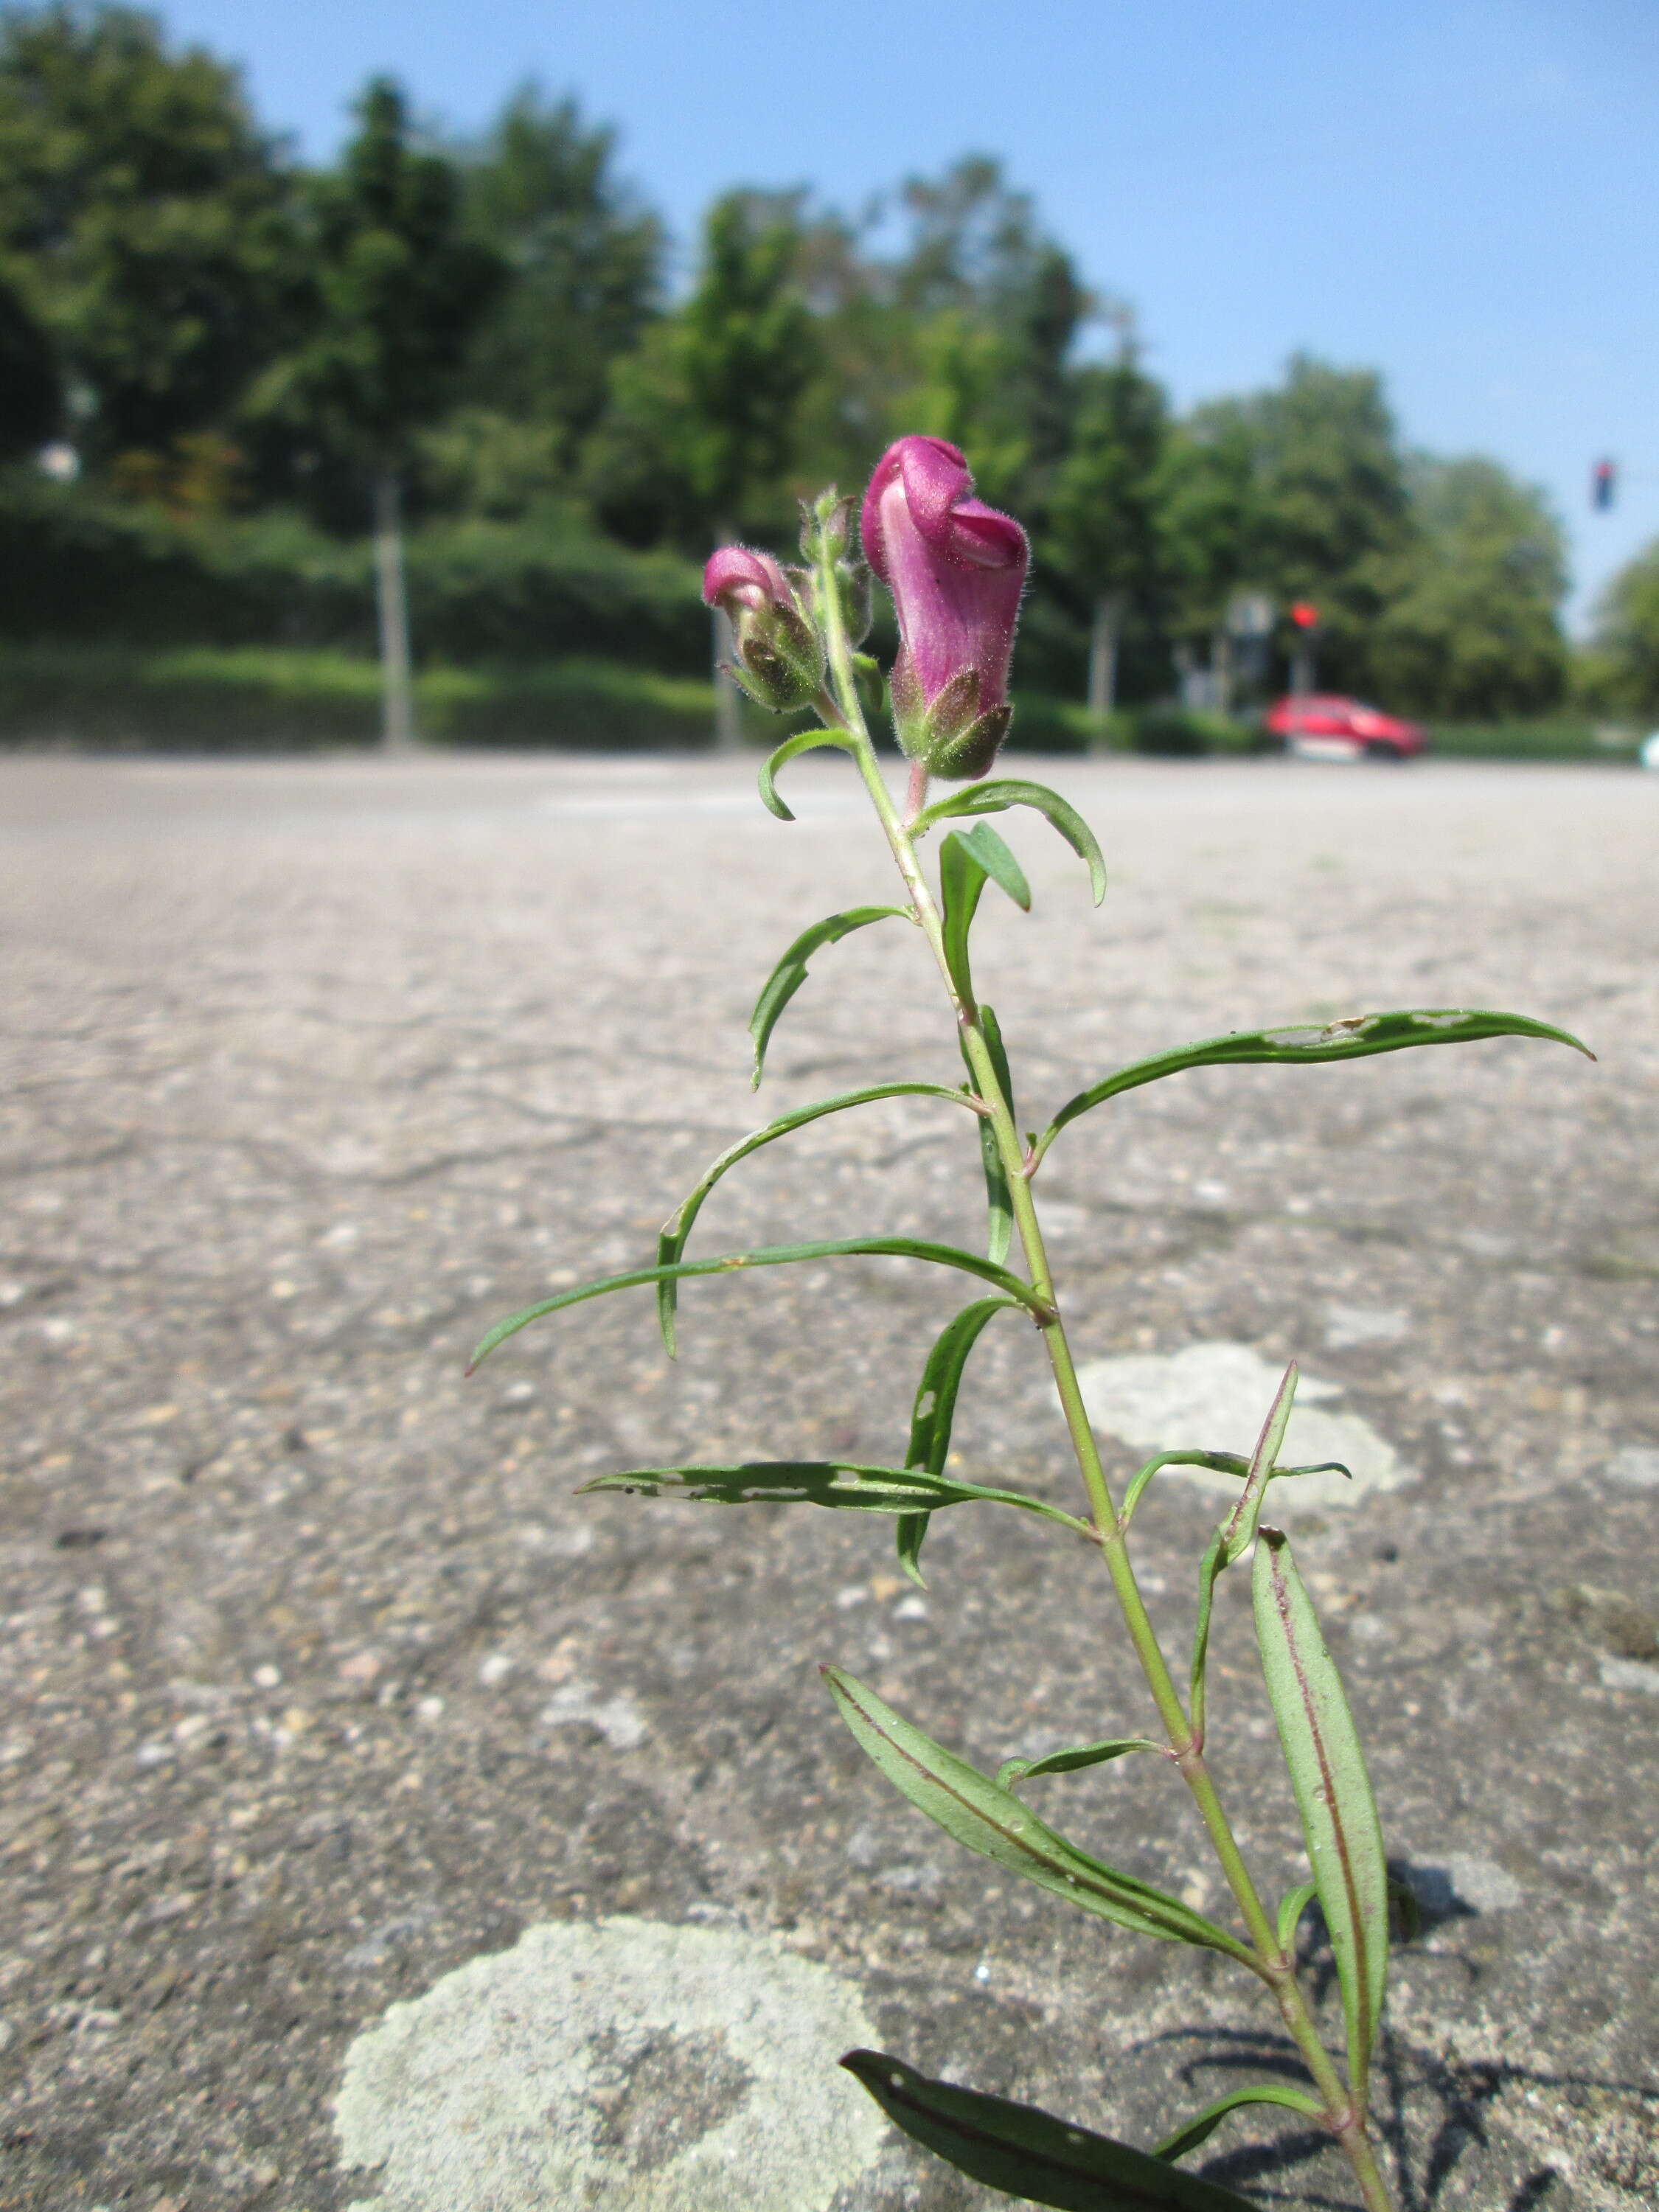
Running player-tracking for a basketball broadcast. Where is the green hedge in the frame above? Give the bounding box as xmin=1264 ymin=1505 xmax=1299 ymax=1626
xmin=1425 ymin=717 xmax=1639 ymax=761
xmin=0 ymin=644 xmax=738 ymax=750
xmin=0 ymin=478 xmax=706 ymax=672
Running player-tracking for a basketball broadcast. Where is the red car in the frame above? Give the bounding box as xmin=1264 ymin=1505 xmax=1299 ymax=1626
xmin=1262 ymin=695 xmax=1427 ymax=761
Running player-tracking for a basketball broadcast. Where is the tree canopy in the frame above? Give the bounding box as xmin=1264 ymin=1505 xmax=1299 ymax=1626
xmin=0 ymin=6 xmax=1587 ymax=722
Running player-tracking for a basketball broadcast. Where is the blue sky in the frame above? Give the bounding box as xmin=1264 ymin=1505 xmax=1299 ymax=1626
xmin=162 ymin=0 xmax=1659 ymax=630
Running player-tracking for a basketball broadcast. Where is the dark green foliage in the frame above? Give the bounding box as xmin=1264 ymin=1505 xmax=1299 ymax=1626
xmin=0 ymin=17 xmax=1582 ymax=729
xmin=0 ymin=275 xmax=59 ymax=456
xmin=445 ymin=86 xmax=662 ymax=493
xmin=0 ymin=1 xmax=294 ymax=459
xmin=250 ymin=77 xmax=502 ymax=476
xmin=584 ymin=191 xmax=815 ymax=547
xmin=1586 ymin=534 xmax=1659 ymax=718
xmin=842 ymin=2052 xmax=1259 ymax=2211
xmin=1046 ymin=355 xmax=1167 ymax=616
xmin=0 ymin=476 xmax=706 ymax=664
xmin=1368 ymin=456 xmax=1568 ymax=716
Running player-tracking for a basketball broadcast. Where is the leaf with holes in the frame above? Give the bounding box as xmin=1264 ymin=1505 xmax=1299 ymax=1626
xmin=841 ymin=2051 xmax=1259 ymax=2212
xmin=749 ymin=906 xmax=910 ymax=1086
xmin=655 ymin=1082 xmax=977 ymax=1355
xmin=1254 ymin=1528 xmax=1388 ymax=2098
xmin=1034 ymin=1008 xmax=1593 ymax=1165
xmin=822 ymin=1669 xmax=1250 ymax=1958
xmin=580 ymin=1458 xmax=1093 ymax=1534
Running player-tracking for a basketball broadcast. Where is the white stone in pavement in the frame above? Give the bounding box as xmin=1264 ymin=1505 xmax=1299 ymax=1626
xmin=336 ymin=1916 xmax=885 ymax=2211
xmin=1605 ymin=1445 xmax=1659 ymax=1492
xmin=1077 ymin=1341 xmax=1411 ymax=1513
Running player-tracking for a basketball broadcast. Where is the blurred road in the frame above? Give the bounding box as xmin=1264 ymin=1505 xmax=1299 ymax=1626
xmin=1 ymin=750 xmax=1655 ymax=2209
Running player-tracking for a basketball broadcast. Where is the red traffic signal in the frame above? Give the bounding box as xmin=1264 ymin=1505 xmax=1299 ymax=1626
xmin=1593 ymin=459 xmax=1616 ymax=512
xmin=1290 ymin=602 xmax=1320 ymax=630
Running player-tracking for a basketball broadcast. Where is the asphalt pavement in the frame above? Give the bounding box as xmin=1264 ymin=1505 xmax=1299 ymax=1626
xmin=0 ymin=747 xmax=1655 ymax=2211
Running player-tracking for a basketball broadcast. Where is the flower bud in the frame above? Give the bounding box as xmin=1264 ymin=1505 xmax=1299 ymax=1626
xmin=859 ymin=435 xmax=1029 ymax=779
xmin=801 ymin=487 xmax=854 ymax=563
xmin=703 ymin=546 xmax=825 ymax=714
xmin=835 ymin=559 xmax=873 ymax=647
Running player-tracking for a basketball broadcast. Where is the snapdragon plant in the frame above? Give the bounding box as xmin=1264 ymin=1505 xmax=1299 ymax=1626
xmin=470 ymin=437 xmax=1590 ymax=2212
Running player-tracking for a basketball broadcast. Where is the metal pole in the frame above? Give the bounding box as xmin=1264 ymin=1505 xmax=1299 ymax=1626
xmin=1086 ymin=593 xmax=1124 ymax=754
xmin=373 ymin=469 xmax=417 ymax=751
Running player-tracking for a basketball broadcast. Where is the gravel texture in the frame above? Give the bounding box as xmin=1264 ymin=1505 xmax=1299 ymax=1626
xmin=0 ymin=748 xmax=1655 ymax=2212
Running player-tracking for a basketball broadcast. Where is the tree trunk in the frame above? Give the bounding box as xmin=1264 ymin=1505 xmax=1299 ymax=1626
xmin=373 ymin=468 xmax=417 ymax=751
xmin=712 ymin=521 xmax=742 ymax=752
xmin=1086 ymin=592 xmax=1125 ymax=754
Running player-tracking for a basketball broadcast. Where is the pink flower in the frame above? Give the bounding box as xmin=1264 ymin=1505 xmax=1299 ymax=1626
xmin=860 ymin=436 xmax=1029 ymax=778
xmin=703 ymin=546 xmax=824 ymax=712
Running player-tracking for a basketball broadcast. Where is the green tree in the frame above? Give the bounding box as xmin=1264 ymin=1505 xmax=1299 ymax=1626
xmin=1367 ymin=456 xmax=1567 ymax=716
xmin=1046 ymin=347 xmax=1166 ymax=729
xmin=448 ymin=86 xmax=661 ymax=496
xmin=0 ymin=1 xmax=292 ymax=467
xmin=888 ymin=158 xmax=1088 ymax=512
xmin=584 ymin=191 xmax=816 ymax=745
xmin=0 ymin=269 xmax=60 ymax=456
xmin=1155 ymin=405 xmax=1265 ymax=699
xmin=1585 ymin=536 xmax=1659 ymax=720
xmin=252 ymin=77 xmax=501 ymax=745
xmin=1158 ymin=357 xmax=1410 ymax=703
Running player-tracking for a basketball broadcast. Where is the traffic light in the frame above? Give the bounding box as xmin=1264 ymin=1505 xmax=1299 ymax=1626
xmin=1290 ymin=602 xmax=1320 ymax=630
xmin=1593 ymin=459 xmax=1617 ymax=512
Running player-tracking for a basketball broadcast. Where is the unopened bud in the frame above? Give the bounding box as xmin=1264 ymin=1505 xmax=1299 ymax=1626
xmin=703 ymin=545 xmax=826 ymax=713
xmin=836 ymin=560 xmax=873 ymax=647
xmin=860 ymin=435 xmax=1028 ymax=782
xmin=800 ymin=487 xmax=854 ymax=563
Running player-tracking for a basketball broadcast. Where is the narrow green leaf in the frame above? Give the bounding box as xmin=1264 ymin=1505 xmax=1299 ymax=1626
xmin=469 ymin=1233 xmax=1049 ymax=1373
xmin=998 ymin=1738 xmax=1158 ymax=1789
xmin=939 ymin=831 xmax=987 ymax=1004
xmin=959 ymin=820 xmax=1031 ymax=910
xmin=1121 ymin=1450 xmax=1247 ymax=1526
xmin=822 ymin=1668 xmax=1251 ymax=1959
xmin=750 ymin=905 xmax=910 ymax=1087
xmin=897 ymin=1295 xmax=1018 ymax=1584
xmin=1189 ymin=1530 xmax=1225 ymax=1745
xmin=907 ymin=1297 xmax=1018 ymax=1473
xmin=1186 ymin=1364 xmax=1326 ymax=1739
xmin=1218 ymin=1362 xmax=1298 ymax=1565
xmin=979 ymin=1003 xmax=1018 ymax=1130
xmin=1122 ymin=1450 xmax=1351 ymax=1532
xmin=1276 ymin=1877 xmax=1319 ymax=1958
xmin=757 ymin=724 xmax=861 ymax=820
xmin=960 ymin=1006 xmax=1015 ymax=1265
xmin=911 ymin=777 xmax=1107 ymax=905
xmin=655 ymin=1081 xmax=977 ymax=1356
xmin=581 ymin=1458 xmax=1095 ymax=1534
xmin=1152 ymin=2083 xmax=1324 ymax=2164
xmin=1035 ymin=1007 xmax=1595 ymax=1165
xmin=841 ymin=2051 xmax=1259 ymax=2212
xmin=1254 ymin=1528 xmax=1388 ymax=2098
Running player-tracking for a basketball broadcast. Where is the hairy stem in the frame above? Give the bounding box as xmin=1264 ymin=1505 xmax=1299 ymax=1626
xmin=813 ymin=538 xmax=1397 ymax=2212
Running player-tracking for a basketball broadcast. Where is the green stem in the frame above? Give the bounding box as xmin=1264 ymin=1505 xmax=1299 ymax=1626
xmin=813 ymin=538 xmax=1396 ymax=2212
